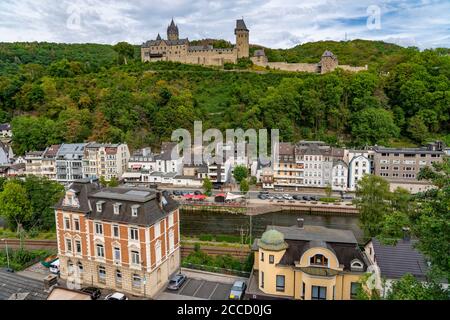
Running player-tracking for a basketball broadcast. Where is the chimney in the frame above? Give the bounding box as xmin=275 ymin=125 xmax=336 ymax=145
xmin=402 ymin=227 xmax=411 ymax=241
xmin=297 ymin=218 xmax=304 ymax=229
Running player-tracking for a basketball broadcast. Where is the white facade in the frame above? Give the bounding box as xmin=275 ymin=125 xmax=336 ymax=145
xmin=346 ymin=151 xmax=371 ymax=191
xmin=330 ymin=160 xmax=348 ymax=191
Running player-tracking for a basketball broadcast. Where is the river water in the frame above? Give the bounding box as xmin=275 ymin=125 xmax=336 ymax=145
xmin=180 ymin=210 xmax=364 ymax=244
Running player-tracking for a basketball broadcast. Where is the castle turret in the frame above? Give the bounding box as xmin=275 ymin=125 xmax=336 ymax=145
xmin=167 ymin=19 xmax=179 ymax=41
xmin=320 ymin=50 xmax=338 ymax=74
xmin=235 ymin=19 xmax=249 ymax=59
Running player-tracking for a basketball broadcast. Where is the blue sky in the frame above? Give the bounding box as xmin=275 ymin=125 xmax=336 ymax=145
xmin=0 ymin=0 xmax=449 ymax=49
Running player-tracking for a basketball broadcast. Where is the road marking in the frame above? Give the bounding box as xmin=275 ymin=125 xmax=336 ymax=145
xmin=208 ymin=283 xmax=220 ymax=300
xmin=178 ymin=278 xmax=191 ymax=295
xmin=192 ymin=280 xmax=205 ymax=297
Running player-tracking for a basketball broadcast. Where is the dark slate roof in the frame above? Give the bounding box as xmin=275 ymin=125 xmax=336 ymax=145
xmin=188 ymin=45 xmax=213 ymax=51
xmin=371 ymin=238 xmax=429 ymax=280
xmin=0 ymin=270 xmax=49 ymax=300
xmin=54 ymin=179 xmax=101 ymax=213
xmin=236 ymin=19 xmax=248 ymax=31
xmin=155 ymin=142 xmax=180 ymax=161
xmin=42 ymin=145 xmax=61 ymax=159
xmin=156 ymin=33 xmax=162 ymax=40
xmin=0 ymin=123 xmax=11 ymax=131
xmin=88 ymin=187 xmax=179 ymax=226
xmin=322 ymin=50 xmax=337 ymax=58
xmin=372 ymin=145 xmax=444 ymax=155
xmin=143 ymin=38 xmax=189 ymax=47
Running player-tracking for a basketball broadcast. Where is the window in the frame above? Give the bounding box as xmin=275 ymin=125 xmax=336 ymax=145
xmin=95 ymin=223 xmax=103 ymax=235
xmin=64 ymin=217 xmax=71 ymax=230
xmin=66 ymin=239 xmax=72 ymax=253
xmin=130 ymin=227 xmax=139 ymax=241
xmin=312 ymin=286 xmax=327 ymax=300
xmin=131 ymin=205 xmax=139 ymax=217
xmin=96 ymin=202 xmax=103 ymax=212
xmin=155 ymin=241 xmax=162 ymax=264
xmin=154 ymin=222 xmax=161 ymax=238
xmin=96 ymin=244 xmax=105 ymax=258
xmin=351 ymin=260 xmax=364 ymax=271
xmin=351 ymin=282 xmax=361 ymax=299
xmin=113 ymin=225 xmax=120 ymax=238
xmin=169 ymin=229 xmax=175 ymax=252
xmin=260 ymin=252 xmax=264 ymax=262
xmin=114 ymin=247 xmax=121 ymax=262
xmin=74 ymin=218 xmax=80 ymax=231
xmin=302 ymin=282 xmax=306 ymax=299
xmin=269 ymin=255 xmax=274 ymax=264
xmin=98 ymin=266 xmax=106 ymax=282
xmin=310 ymin=254 xmax=328 ymax=266
xmin=77 ymin=262 xmax=83 ymax=274
xmin=113 ymin=203 xmax=121 ymax=215
xmin=260 ymin=271 xmax=264 ymax=288
xmin=276 ymin=275 xmax=285 ymax=292
xmin=75 ymin=240 xmax=81 ymax=254
xmin=131 ymin=250 xmax=140 ymax=265
xmin=168 ymin=213 xmax=174 ymax=227
xmin=115 ymin=269 xmax=122 ymax=285
xmin=132 ymin=274 xmax=141 ymax=288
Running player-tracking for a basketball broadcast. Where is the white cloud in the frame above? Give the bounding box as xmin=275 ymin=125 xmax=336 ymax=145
xmin=0 ymin=0 xmax=448 ymax=49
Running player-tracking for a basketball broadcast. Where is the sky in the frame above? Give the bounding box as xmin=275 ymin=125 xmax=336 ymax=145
xmin=0 ymin=0 xmax=449 ymax=49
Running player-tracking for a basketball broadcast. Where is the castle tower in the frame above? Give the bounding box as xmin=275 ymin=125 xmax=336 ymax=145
xmin=167 ymin=19 xmax=179 ymax=41
xmin=235 ymin=19 xmax=249 ymax=59
xmin=320 ymin=50 xmax=338 ymax=74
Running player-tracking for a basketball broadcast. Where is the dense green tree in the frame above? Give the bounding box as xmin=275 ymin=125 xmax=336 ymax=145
xmin=233 ymin=165 xmax=249 ymax=184
xmin=0 ymin=180 xmax=32 ymax=234
xmin=240 ymin=179 xmax=250 ymax=194
xmin=386 ymin=274 xmax=448 ymax=300
xmin=202 ymin=177 xmax=213 ymax=196
xmin=355 ymin=175 xmax=392 ymax=238
xmin=351 ymin=108 xmax=400 ymax=147
xmin=113 ymin=42 xmax=135 ymax=65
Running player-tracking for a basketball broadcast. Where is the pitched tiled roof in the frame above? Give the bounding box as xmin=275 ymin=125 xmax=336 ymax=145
xmin=371 ymin=238 xmax=429 ymax=280
xmin=236 ymin=19 xmax=248 ymax=31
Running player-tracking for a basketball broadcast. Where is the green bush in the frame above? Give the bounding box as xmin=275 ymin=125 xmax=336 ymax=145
xmin=319 ymin=197 xmax=339 ymax=203
xmin=199 ymin=234 xmax=214 ymax=242
xmin=0 ymin=248 xmax=55 ymax=271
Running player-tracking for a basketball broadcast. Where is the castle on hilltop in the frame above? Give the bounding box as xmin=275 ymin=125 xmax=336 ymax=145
xmin=141 ymin=19 xmax=368 ymax=73
xmin=141 ymin=19 xmax=249 ymax=67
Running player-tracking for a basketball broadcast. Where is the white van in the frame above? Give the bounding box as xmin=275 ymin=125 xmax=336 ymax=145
xmin=49 ymin=259 xmax=60 ymax=275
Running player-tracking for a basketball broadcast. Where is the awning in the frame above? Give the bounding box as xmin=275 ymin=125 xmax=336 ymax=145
xmin=215 ymin=193 xmax=226 ymax=198
xmin=193 ymin=195 xmax=207 ymax=200
xmin=122 ymin=172 xmax=142 ymax=179
xmin=226 ymin=193 xmax=245 ymax=201
xmin=183 ymin=194 xmax=194 ymax=199
xmin=131 ymin=164 xmax=142 ymax=169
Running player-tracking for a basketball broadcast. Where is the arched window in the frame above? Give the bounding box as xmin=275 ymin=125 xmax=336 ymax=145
xmin=351 ymin=259 xmax=364 ymax=271
xmin=310 ymin=254 xmax=328 ymax=266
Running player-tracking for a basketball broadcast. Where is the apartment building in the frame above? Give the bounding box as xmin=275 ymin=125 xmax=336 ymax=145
xmin=128 ymin=148 xmax=155 ymax=173
xmin=246 ymin=221 xmax=368 ymax=300
xmin=345 ymin=150 xmax=371 ymax=191
xmin=82 ymin=143 xmax=130 ymax=181
xmin=155 ymin=142 xmax=183 ymax=175
xmin=56 ymin=144 xmax=88 ymax=184
xmin=41 ymin=145 xmax=61 ymax=180
xmin=25 ymin=151 xmax=44 ymax=176
xmin=54 ymin=179 xmax=180 ymax=298
xmin=373 ymin=141 xmax=445 ymax=193
xmin=273 ymin=142 xmax=303 ymax=188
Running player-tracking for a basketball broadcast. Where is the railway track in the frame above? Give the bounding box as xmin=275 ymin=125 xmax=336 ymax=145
xmin=0 ymin=239 xmax=57 ymax=250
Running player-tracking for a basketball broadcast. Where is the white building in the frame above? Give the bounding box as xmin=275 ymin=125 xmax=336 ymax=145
xmin=0 ymin=141 xmax=14 ymax=165
xmin=128 ymin=147 xmax=155 ymax=173
xmin=155 ymin=142 xmax=183 ymax=175
xmin=25 ymin=150 xmax=44 ymax=176
xmin=346 ymin=150 xmax=371 ymax=191
xmin=56 ymin=143 xmax=88 ymax=184
xmin=330 ymin=160 xmax=348 ymax=191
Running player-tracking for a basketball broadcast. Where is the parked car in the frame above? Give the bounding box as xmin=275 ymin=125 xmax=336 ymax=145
xmin=105 ymin=292 xmax=128 ymax=300
xmin=81 ymin=287 xmax=102 ymax=300
xmin=173 ymin=190 xmax=181 ymax=196
xmin=194 ymin=190 xmax=202 ymax=195
xmin=293 ymin=195 xmax=303 ymax=201
xmin=229 ymin=280 xmax=247 ymax=300
xmin=258 ymin=194 xmax=267 ymax=200
xmin=310 ymin=195 xmax=319 ymax=201
xmin=283 ymin=194 xmax=293 ymax=200
xmin=259 ymin=191 xmax=269 ymax=195
xmin=167 ymin=274 xmax=187 ymax=290
xmin=275 ymin=195 xmax=284 ymax=200
xmin=49 ymin=259 xmax=60 ymax=275
xmin=303 ymin=195 xmax=311 ymax=201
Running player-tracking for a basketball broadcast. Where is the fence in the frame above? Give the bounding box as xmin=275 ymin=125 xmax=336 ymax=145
xmin=181 ymin=262 xmax=251 ymax=278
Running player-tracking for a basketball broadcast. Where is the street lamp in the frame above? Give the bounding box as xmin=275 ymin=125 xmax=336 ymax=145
xmin=1 ymin=238 xmax=13 ymax=273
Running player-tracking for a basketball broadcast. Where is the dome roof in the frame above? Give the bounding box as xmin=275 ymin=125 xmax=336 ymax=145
xmin=259 ymin=229 xmax=288 ymax=251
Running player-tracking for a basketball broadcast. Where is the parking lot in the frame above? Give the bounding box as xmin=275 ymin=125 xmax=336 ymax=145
xmin=163 ymin=278 xmax=233 ymax=300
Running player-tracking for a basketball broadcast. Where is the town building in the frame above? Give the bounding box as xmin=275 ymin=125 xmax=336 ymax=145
xmin=246 ymin=221 xmax=369 ymax=300
xmin=273 ymin=142 xmax=303 ymax=188
xmin=82 ymin=143 xmax=130 ymax=181
xmin=41 ymin=145 xmax=61 ymax=181
xmin=364 ymin=237 xmax=448 ymax=297
xmin=0 ymin=163 xmax=25 ymax=178
xmin=25 ymin=150 xmax=44 ymax=176
xmin=128 ymin=148 xmax=155 ymax=173
xmin=54 ymin=179 xmax=181 ymax=298
xmin=56 ymin=143 xmax=88 ymax=184
xmin=345 ymin=150 xmax=371 ymax=191
xmin=0 ymin=141 xmax=14 ymax=165
xmin=141 ymin=19 xmax=249 ymax=67
xmin=372 ymin=141 xmax=445 ymax=193
xmin=155 ymin=142 xmax=183 ymax=175
xmin=0 ymin=123 xmax=12 ymax=138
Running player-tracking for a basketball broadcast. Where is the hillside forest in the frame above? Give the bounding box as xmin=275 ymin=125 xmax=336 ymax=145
xmin=0 ymin=40 xmax=449 ymax=155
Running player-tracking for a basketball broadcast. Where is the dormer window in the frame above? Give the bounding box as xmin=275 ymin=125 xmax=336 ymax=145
xmin=310 ymin=254 xmax=328 ymax=267
xmin=350 ymin=259 xmax=364 ymax=272
xmin=96 ymin=201 xmax=105 ymax=213
xmin=131 ymin=205 xmax=140 ymax=217
xmin=113 ymin=203 xmax=122 ymax=215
